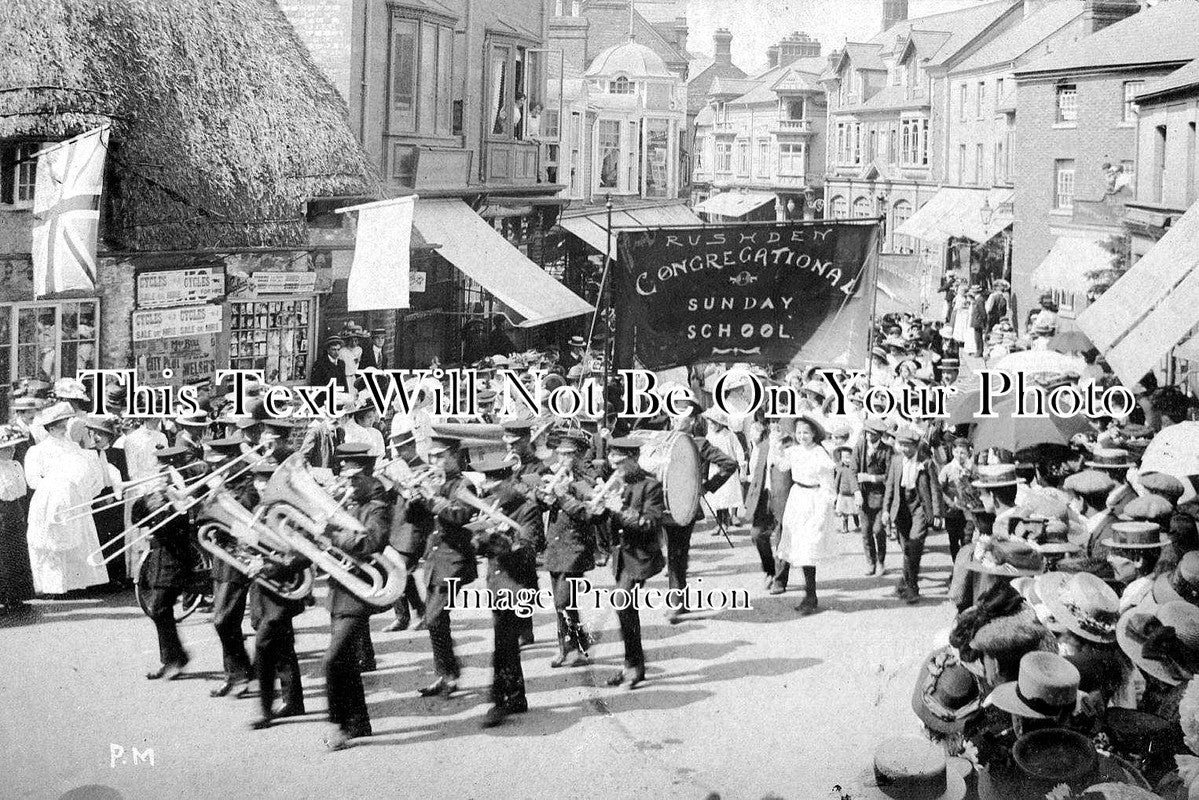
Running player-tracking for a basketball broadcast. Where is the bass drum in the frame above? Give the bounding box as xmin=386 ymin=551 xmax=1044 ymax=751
xmin=636 ymin=431 xmax=701 ymax=527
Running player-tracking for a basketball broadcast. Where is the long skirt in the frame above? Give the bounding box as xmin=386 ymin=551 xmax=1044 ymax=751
xmin=0 ymin=497 xmax=35 ymax=602
xmin=776 ymin=485 xmax=837 ymax=567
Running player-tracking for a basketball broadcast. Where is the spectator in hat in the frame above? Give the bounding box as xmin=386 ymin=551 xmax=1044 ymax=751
xmin=853 ymin=417 xmax=894 ymax=578
xmin=310 ymin=335 xmax=349 ymax=391
xmin=9 ymin=395 xmax=45 ymax=459
xmin=82 ymin=416 xmax=129 ymax=587
xmin=1033 ymin=294 xmax=1059 ymax=335
xmin=488 ymin=317 xmax=515 ymax=358
xmin=969 ymin=287 xmax=988 ymax=357
xmin=985 ymin=280 xmax=1010 ymax=330
xmin=883 ymin=425 xmax=944 ymax=604
xmin=380 ymin=431 xmax=431 ymax=634
xmin=939 ymin=437 xmax=979 ymax=564
xmin=0 ymin=424 xmax=33 ymax=611
xmin=341 ymin=398 xmax=385 ymax=458
xmin=364 ymin=328 xmax=387 ymax=372
xmin=1063 ymin=469 xmax=1120 ymax=560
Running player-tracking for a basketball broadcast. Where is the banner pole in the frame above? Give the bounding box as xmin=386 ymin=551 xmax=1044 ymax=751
xmin=865 ymin=217 xmax=883 ymax=388
xmin=583 ymin=197 xmax=613 ymax=378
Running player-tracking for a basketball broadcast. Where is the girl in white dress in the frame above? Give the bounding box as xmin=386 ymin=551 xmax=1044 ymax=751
xmin=701 ymin=408 xmax=745 ymax=525
xmin=25 ymin=402 xmax=108 ymax=595
xmin=777 ymin=415 xmax=838 ymax=615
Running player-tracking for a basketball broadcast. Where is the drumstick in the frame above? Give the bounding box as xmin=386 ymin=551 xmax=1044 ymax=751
xmin=701 ymin=496 xmax=735 ymax=550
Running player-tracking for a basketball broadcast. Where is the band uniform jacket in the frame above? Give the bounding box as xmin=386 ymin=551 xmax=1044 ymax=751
xmin=133 ymin=489 xmax=197 ymax=589
xmin=423 ymin=473 xmax=480 ymax=591
xmin=474 ymin=482 xmax=541 ymax=596
xmin=882 ymin=457 xmax=944 ymax=536
xmin=249 ymin=552 xmax=311 ymax=623
xmin=852 ymin=439 xmax=893 ymax=510
xmin=388 ymin=492 xmax=434 ymax=557
xmin=326 ymin=477 xmax=391 ymax=619
xmin=540 ymin=472 xmax=598 ymax=574
xmin=609 ymin=467 xmax=666 ymax=583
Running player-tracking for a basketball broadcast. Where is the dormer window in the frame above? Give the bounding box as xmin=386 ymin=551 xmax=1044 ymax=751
xmin=609 ymin=76 xmax=635 ymax=95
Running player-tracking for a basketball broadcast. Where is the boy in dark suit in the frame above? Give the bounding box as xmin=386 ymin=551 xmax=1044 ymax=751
xmin=882 ymin=426 xmax=943 ymax=604
xmin=852 ymin=418 xmax=893 ymax=577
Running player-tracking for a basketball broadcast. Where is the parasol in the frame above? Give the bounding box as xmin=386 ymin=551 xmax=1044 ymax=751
xmin=992 ymin=349 xmax=1087 ymax=376
xmin=970 ymin=396 xmax=1093 ymax=452
xmin=1139 ymin=421 xmax=1199 ymax=481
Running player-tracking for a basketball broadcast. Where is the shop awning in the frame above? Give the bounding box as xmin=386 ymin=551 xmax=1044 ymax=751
xmin=693 ymin=191 xmax=776 ymax=219
xmin=558 ymin=202 xmax=702 ymax=259
xmin=413 ymin=198 xmax=594 ymax=328
xmin=894 ymin=187 xmax=1014 ymax=244
xmin=1030 ymin=236 xmax=1113 ymax=294
xmin=1076 ymin=196 xmax=1199 ymax=386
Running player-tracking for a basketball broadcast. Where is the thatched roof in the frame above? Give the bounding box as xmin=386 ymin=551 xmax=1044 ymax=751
xmin=0 ymin=0 xmax=380 ymax=251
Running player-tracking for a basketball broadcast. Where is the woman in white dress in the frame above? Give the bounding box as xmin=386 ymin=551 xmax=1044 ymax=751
xmin=777 ymin=415 xmax=838 ymax=616
xmin=701 ymin=408 xmax=745 ymax=525
xmin=950 ymin=285 xmax=971 ymax=348
xmin=24 ymin=402 xmax=108 ymax=595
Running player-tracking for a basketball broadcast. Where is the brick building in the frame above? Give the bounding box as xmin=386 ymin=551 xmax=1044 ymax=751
xmin=0 ymin=0 xmax=376 ymax=415
xmin=279 ymin=0 xmax=596 ymax=365
xmin=1011 ymin=0 xmax=1199 ymax=324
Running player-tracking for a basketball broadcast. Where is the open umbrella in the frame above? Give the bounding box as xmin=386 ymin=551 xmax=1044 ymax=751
xmin=1139 ymin=421 xmax=1199 ymax=481
xmin=970 ymin=396 xmax=1093 ymax=452
xmin=1049 ymin=330 xmax=1093 ymax=354
xmin=992 ymin=350 xmax=1086 ymax=376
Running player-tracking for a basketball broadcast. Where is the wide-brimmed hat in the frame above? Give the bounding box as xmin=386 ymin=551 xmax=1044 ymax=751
xmin=988 ymin=651 xmax=1084 ymax=719
xmin=0 ymin=424 xmax=30 ymax=450
xmin=790 ymin=414 xmax=826 ymax=443
xmin=965 ymin=539 xmax=1045 ymax=577
xmin=38 ymin=401 xmax=76 ymax=429
xmin=52 ymin=377 xmax=89 ymax=401
xmin=1153 ymin=551 xmax=1199 ymax=606
xmin=1103 ymin=520 xmax=1167 ymax=550
xmin=1041 ymin=572 xmax=1120 ymax=643
xmin=1086 ymin=448 xmax=1136 ymax=470
xmin=1116 ymin=599 xmax=1199 ymax=685
xmin=972 ymin=463 xmax=1020 ymax=489
xmin=856 ymin=737 xmax=967 ymax=800
xmin=911 ymin=647 xmax=982 ymax=735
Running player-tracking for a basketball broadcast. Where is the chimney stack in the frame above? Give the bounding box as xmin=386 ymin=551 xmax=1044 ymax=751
xmin=672 ymin=16 xmax=688 ymax=55
xmin=1082 ymin=0 xmax=1139 ymax=34
xmin=775 ymin=31 xmax=821 ymax=66
xmin=767 ymin=45 xmax=780 ymax=69
xmin=883 ymin=0 xmax=909 ymax=31
xmin=713 ymin=28 xmax=733 ymax=65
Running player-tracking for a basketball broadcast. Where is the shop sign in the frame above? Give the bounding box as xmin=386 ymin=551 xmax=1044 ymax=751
xmin=134 ymin=334 xmax=217 ymax=386
xmin=136 ymin=267 xmax=225 ymax=309
xmin=249 ymin=271 xmax=318 ymax=294
xmin=132 ymin=305 xmax=223 ymax=341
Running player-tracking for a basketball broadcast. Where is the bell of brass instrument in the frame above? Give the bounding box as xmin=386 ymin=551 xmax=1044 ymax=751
xmin=385 ymin=462 xmax=446 ymax=501
xmin=584 ymin=471 xmax=625 ymax=515
xmin=261 ymin=454 xmax=406 ymax=607
xmin=196 ymin=491 xmax=314 ymax=601
xmin=455 ymin=486 xmax=530 ymax=546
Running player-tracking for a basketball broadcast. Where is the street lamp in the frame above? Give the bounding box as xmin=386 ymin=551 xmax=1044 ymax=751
xmin=979 ymin=196 xmax=994 ymax=227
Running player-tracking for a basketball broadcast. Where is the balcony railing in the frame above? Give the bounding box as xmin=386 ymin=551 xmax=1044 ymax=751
xmin=774 ymin=119 xmax=811 ymax=133
xmin=714 ymin=121 xmax=736 ymax=133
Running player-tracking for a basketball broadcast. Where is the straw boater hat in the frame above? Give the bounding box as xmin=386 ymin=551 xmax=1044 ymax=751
xmin=1103 ymin=519 xmax=1167 ymax=551
xmin=11 ymin=396 xmax=44 ymax=412
xmin=1039 ymin=572 xmax=1120 ymax=644
xmin=38 ymin=401 xmax=76 ymax=429
xmin=856 ymin=737 xmax=967 ymax=800
xmin=0 ymin=424 xmax=29 ymax=450
xmin=987 ymin=651 xmax=1085 ymax=719
xmin=174 ymin=410 xmax=210 ymax=428
xmin=1154 ymin=551 xmax=1199 ymax=606
xmin=971 ymin=463 xmax=1020 ymax=489
xmin=1117 ymin=599 xmax=1199 ymax=686
xmin=1086 ymin=448 xmax=1136 ymax=470
xmin=911 ymin=647 xmax=982 ymax=735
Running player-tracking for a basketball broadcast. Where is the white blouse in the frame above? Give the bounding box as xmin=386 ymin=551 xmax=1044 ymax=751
xmin=781 ymin=442 xmax=834 ymax=489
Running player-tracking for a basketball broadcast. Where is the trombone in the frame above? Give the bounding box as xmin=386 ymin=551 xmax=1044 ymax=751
xmin=54 ymin=460 xmax=206 ymax=525
xmin=86 ymin=443 xmax=272 ymax=568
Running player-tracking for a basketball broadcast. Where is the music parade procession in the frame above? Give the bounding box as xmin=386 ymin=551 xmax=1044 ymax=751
xmin=15 ymin=1 xmax=1199 ymax=799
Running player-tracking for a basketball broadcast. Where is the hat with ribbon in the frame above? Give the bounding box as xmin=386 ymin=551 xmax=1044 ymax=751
xmin=567 ymin=335 xmax=587 ymax=349
xmin=52 ymin=377 xmax=89 ymax=402
xmin=1040 ymin=572 xmax=1120 ymax=643
xmin=987 ymin=651 xmax=1084 ymax=719
xmin=1153 ymin=552 xmax=1199 ymax=606
xmin=856 ymin=737 xmax=967 ymax=800
xmin=0 ymin=424 xmax=30 ymax=450
xmin=174 ymin=411 xmax=210 ymax=428
xmin=1103 ymin=520 xmax=1167 ymax=551
xmin=11 ymin=396 xmax=44 ymax=411
xmin=972 ymin=463 xmax=1020 ymax=489
xmin=554 ymin=429 xmax=591 ymax=453
xmin=1117 ymin=599 xmax=1199 ymax=685
xmin=1086 ymin=448 xmax=1137 ymax=470
xmin=1029 ymin=518 xmax=1080 ymax=556
xmin=911 ymin=647 xmax=982 ymax=735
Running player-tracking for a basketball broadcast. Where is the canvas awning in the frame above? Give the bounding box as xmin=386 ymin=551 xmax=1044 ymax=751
xmin=692 ymin=191 xmax=776 ymax=219
xmin=558 ymin=202 xmax=702 ymax=260
xmin=894 ymin=187 xmax=1014 ymax=244
xmin=1030 ymin=236 xmax=1112 ymax=294
xmin=413 ymin=198 xmax=594 ymax=328
xmin=1076 ymin=196 xmax=1199 ymax=385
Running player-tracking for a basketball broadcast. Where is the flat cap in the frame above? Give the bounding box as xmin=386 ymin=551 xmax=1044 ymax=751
xmin=1063 ymin=469 xmax=1117 ymax=495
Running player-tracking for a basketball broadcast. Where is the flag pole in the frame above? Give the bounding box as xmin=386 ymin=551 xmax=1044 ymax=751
xmin=30 ymin=124 xmax=111 ymax=161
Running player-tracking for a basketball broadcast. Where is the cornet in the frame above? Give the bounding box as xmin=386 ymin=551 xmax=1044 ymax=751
xmin=382 ymin=462 xmax=446 ymax=501
xmin=455 ymin=486 xmax=529 ymax=549
xmin=196 ymin=490 xmax=315 ymax=601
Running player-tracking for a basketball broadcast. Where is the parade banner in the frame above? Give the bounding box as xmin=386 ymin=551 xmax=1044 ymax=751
xmin=616 ymin=220 xmax=879 ymax=369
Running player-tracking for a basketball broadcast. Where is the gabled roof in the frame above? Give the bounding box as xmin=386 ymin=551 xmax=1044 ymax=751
xmin=709 ymin=76 xmax=759 ymax=97
xmin=836 ymin=84 xmax=929 ymax=114
xmin=1017 ymin=1 xmax=1199 ymax=76
xmin=1138 ymin=58 xmax=1199 ymax=103
xmin=770 ymin=67 xmax=822 ymax=93
xmin=895 ymin=30 xmax=952 ymax=63
xmin=840 ymin=42 xmax=886 ymax=72
xmin=954 ymin=0 xmax=1085 ymax=74
xmin=869 ymin=0 xmax=1020 ymax=67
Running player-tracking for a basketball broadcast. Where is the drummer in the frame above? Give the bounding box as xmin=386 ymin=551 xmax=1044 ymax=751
xmin=660 ymin=398 xmax=738 ymax=624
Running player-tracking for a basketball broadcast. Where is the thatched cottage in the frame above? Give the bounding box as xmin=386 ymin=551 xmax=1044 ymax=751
xmin=0 ymin=0 xmax=382 ymax=406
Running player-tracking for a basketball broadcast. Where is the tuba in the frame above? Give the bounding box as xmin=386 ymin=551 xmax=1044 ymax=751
xmin=196 ymin=491 xmax=315 ymax=601
xmin=261 ymin=454 xmax=406 ymax=607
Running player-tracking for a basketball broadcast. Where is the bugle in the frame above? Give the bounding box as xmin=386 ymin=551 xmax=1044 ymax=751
xmin=196 ymin=491 xmax=314 ymax=601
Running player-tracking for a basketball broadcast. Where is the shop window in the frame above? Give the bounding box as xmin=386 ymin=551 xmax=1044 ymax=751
xmin=389 ymin=14 xmax=455 ymax=136
xmin=229 ymin=298 xmax=314 ymax=384
xmin=0 ymin=300 xmax=99 ymax=386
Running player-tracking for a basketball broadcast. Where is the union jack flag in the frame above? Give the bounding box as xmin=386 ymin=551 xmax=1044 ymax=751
xmin=31 ymin=126 xmax=110 ymax=297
